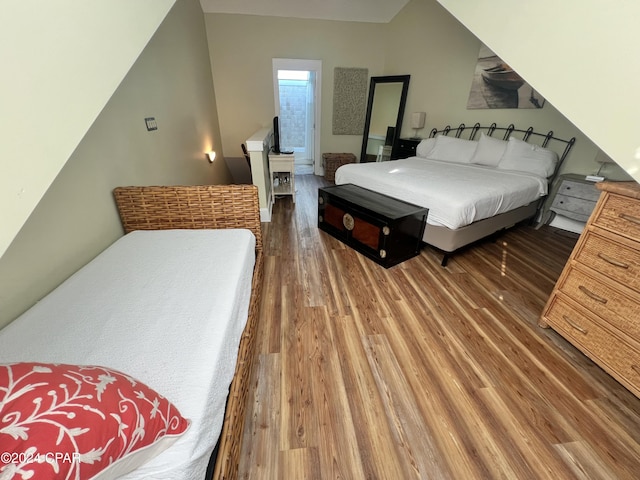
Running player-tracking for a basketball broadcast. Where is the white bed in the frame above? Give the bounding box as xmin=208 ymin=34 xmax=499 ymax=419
xmin=0 ymin=229 xmax=255 ymax=479
xmin=335 ymin=123 xmax=576 ymax=264
xmin=335 ymin=157 xmax=547 ymax=230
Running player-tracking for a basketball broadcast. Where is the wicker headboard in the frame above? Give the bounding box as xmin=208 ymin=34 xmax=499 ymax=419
xmin=113 ymin=185 xmax=263 ymax=251
xmin=428 ymin=122 xmax=576 ymax=183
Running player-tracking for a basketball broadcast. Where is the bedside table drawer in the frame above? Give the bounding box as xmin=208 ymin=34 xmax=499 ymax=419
xmin=551 ymin=194 xmax=596 ymax=222
xmin=394 ymin=138 xmax=420 ymax=159
xmin=557 ymin=179 xmax=601 ymax=202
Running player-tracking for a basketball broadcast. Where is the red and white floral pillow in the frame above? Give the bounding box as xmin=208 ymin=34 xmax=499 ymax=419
xmin=0 ymin=363 xmax=190 ymax=479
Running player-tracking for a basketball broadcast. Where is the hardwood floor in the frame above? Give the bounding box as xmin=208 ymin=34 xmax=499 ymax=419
xmin=238 ymin=173 xmax=640 ymax=479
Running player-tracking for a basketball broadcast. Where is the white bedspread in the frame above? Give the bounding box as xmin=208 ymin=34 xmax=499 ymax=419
xmin=0 ymin=229 xmax=256 ymax=480
xmin=335 ymin=157 xmax=548 ymax=229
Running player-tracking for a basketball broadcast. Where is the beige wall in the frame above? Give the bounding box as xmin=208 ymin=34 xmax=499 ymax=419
xmin=205 ymin=14 xmax=388 ymax=162
xmin=0 ymin=0 xmax=228 ymax=328
xmin=0 ymin=0 xmax=176 ymax=260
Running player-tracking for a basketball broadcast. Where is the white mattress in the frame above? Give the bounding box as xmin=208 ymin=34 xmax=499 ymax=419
xmin=335 ymin=157 xmax=548 ymax=229
xmin=0 ymin=229 xmax=256 ymax=480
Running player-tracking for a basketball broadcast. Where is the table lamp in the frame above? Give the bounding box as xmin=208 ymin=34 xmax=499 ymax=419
xmin=410 ymin=112 xmax=426 ymax=139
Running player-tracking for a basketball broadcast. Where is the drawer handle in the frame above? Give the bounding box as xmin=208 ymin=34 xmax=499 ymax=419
xmin=620 ymin=213 xmax=640 ymax=225
xmin=597 ymin=252 xmax=629 ymax=269
xmin=563 ymin=315 xmax=588 ymax=334
xmin=578 ymin=285 xmax=608 ymax=304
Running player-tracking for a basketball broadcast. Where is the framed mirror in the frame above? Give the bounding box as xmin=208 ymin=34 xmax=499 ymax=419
xmin=360 ymin=75 xmax=410 ymax=163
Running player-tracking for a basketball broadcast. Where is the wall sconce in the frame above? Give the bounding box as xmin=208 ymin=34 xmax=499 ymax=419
xmin=206 ymin=151 xmax=216 ymax=163
xmin=410 ymin=112 xmax=426 ymax=139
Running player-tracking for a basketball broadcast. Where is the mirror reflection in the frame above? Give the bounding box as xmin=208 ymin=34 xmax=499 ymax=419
xmin=360 ymin=75 xmax=410 ymax=163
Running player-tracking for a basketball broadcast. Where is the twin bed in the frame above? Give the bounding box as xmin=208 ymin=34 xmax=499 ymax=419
xmin=0 ymin=185 xmax=262 ymax=480
xmin=335 ymin=123 xmax=576 ymax=264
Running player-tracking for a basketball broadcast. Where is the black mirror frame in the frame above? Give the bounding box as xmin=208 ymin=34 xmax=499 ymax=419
xmin=360 ymin=75 xmax=410 ymax=163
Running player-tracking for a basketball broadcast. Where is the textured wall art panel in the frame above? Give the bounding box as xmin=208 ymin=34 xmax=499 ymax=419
xmin=333 ymin=67 xmax=368 ymax=135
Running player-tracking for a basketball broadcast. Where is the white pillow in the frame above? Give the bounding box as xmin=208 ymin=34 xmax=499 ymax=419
xmin=426 ymin=135 xmax=478 ymax=164
xmin=415 ymin=138 xmax=436 ymax=158
xmin=469 ymin=133 xmax=508 ymax=167
xmin=498 ymin=137 xmax=559 ymax=178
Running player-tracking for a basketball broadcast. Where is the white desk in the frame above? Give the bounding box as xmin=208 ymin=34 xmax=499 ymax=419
xmin=268 ymin=152 xmax=295 ymax=204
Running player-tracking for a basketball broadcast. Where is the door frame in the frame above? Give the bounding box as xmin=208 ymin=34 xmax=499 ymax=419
xmin=272 ymin=58 xmax=322 ymax=175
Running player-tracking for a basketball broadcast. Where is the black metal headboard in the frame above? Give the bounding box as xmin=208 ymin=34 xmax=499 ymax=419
xmin=428 ymin=122 xmax=576 ymax=183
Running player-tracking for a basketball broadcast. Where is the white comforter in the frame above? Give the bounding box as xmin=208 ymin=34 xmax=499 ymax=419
xmin=335 ymin=157 xmax=548 ymax=229
xmin=0 ymin=229 xmax=256 ymax=480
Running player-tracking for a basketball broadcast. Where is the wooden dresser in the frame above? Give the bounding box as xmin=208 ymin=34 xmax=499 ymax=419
xmin=540 ymin=181 xmax=640 ymax=398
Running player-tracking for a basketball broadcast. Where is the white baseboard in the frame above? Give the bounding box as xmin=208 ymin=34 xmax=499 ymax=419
xmin=260 ymin=197 xmax=273 ymax=222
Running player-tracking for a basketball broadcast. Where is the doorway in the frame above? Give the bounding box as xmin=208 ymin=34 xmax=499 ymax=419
xmin=273 ymin=59 xmax=322 ymax=175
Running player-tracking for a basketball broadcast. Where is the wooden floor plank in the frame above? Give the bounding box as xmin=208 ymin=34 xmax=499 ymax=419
xmin=330 ymin=314 xmax=411 ymax=479
xmin=279 ymin=447 xmax=321 ymax=480
xmin=238 ymin=353 xmax=281 ymax=480
xmin=308 ymin=307 xmax=367 ymax=480
xmin=553 ymin=441 xmax=620 ymax=480
xmin=279 ymin=286 xmax=319 ymax=451
xmin=240 ymin=173 xmax=640 ymax=479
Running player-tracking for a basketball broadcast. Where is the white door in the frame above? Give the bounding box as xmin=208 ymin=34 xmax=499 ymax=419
xmin=273 ymin=59 xmax=322 ymax=174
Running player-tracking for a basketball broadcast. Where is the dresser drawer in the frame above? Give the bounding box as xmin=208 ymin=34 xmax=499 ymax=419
xmin=593 ymin=192 xmax=640 ymax=241
xmin=544 ymin=296 xmax=640 ymax=396
xmin=558 ymin=265 xmax=640 ymax=339
xmin=575 ymin=231 xmax=640 ymax=293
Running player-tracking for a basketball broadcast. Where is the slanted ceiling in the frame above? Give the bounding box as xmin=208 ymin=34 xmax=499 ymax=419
xmin=200 ymin=0 xmax=410 ymax=23
xmin=437 ymin=0 xmax=640 ymax=183
xmin=0 ymin=0 xmax=176 ymax=259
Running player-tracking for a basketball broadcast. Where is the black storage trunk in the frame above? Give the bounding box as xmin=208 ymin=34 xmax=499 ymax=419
xmin=318 ymin=184 xmax=428 ymax=268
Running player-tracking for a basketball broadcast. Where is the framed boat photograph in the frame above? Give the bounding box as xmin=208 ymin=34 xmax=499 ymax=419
xmin=467 ymin=44 xmax=545 ymax=109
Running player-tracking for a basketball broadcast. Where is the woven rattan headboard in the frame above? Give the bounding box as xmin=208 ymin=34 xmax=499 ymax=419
xmin=113 ymin=185 xmax=263 ymax=251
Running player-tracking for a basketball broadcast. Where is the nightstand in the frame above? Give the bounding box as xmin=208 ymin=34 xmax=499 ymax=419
xmin=550 ymin=174 xmax=600 ymax=223
xmin=393 ymin=138 xmax=421 ymax=159
xmin=268 ymin=152 xmax=295 ymax=204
